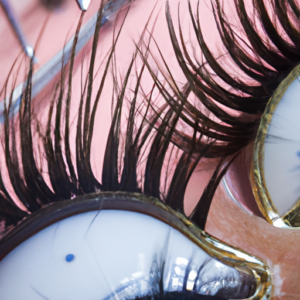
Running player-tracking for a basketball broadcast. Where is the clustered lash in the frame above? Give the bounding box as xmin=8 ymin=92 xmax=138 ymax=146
xmin=0 ymin=0 xmax=299 ymax=234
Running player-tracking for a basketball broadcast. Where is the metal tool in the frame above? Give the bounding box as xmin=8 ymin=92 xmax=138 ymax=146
xmin=75 ymin=0 xmax=91 ymax=11
xmin=101 ymin=0 xmax=134 ymax=24
xmin=0 ymin=0 xmax=134 ymax=119
xmin=0 ymin=0 xmax=37 ymax=62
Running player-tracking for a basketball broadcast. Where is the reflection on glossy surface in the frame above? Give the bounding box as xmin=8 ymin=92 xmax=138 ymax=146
xmin=252 ymin=64 xmax=300 ymax=228
xmin=264 ymin=75 xmax=300 ymax=216
xmin=75 ymin=0 xmax=91 ymax=11
xmin=103 ymin=255 xmax=256 ymax=300
xmin=0 ymin=209 xmax=256 ymax=299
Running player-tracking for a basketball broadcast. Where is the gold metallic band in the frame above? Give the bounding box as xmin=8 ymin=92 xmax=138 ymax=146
xmin=0 ymin=191 xmax=271 ymax=299
xmin=251 ymin=64 xmax=300 ymax=228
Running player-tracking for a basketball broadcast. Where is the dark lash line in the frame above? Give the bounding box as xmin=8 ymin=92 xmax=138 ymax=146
xmin=0 ymin=0 xmax=299 ymax=233
xmin=121 ymin=254 xmax=229 ymax=300
xmin=114 ymin=246 xmax=255 ymax=300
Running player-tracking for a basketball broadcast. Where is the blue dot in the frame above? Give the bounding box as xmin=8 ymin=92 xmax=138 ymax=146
xmin=65 ymin=254 xmax=75 ymax=262
xmin=297 ymin=151 xmax=300 ymax=158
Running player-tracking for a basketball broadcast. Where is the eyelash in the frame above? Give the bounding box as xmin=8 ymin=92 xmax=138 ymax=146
xmin=102 ymin=249 xmax=254 ymax=300
xmin=0 ymin=0 xmax=300 ymax=235
xmin=165 ymin=0 xmax=300 ymax=154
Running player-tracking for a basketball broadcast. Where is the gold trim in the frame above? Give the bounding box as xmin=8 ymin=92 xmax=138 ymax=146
xmin=0 ymin=191 xmax=272 ymax=299
xmin=179 ymin=221 xmax=272 ymax=299
xmin=251 ymin=64 xmax=300 ymax=229
xmin=156 ymin=200 xmax=272 ymax=299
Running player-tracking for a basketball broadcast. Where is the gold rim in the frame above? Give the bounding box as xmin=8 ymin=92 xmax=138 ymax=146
xmin=251 ymin=64 xmax=300 ymax=228
xmin=0 ymin=191 xmax=272 ymax=299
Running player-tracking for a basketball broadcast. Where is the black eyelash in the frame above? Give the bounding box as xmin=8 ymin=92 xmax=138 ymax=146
xmin=164 ymin=0 xmax=300 ymax=157
xmin=133 ymin=292 xmax=226 ymax=300
xmin=0 ymin=7 xmax=206 ymax=230
xmin=0 ymin=0 xmax=300 ymax=234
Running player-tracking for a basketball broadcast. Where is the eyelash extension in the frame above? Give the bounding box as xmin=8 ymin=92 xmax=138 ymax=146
xmin=0 ymin=0 xmax=299 ymax=235
xmin=161 ymin=0 xmax=300 ymax=158
xmin=151 ymin=0 xmax=300 ymax=227
xmin=0 ymin=5 xmax=209 ymax=232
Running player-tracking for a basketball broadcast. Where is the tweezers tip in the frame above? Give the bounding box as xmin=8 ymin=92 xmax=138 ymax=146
xmin=75 ymin=0 xmax=91 ymax=11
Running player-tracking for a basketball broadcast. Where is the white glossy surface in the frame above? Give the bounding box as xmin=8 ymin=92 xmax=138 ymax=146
xmin=76 ymin=0 xmax=91 ymax=11
xmin=264 ymin=76 xmax=300 ymax=216
xmin=0 ymin=210 xmax=213 ymax=300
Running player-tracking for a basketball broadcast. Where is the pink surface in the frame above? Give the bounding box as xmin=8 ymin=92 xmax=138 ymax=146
xmin=1 ymin=1 xmax=300 ymax=299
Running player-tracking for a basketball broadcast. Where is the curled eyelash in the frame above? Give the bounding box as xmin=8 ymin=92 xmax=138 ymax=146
xmin=163 ymin=0 xmax=300 ymax=157
xmin=0 ymin=0 xmax=300 ymax=235
xmin=0 ymin=5 xmax=213 ymax=231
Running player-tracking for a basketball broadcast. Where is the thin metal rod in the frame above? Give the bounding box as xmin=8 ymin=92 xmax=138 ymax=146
xmin=0 ymin=0 xmax=133 ymax=119
xmin=0 ymin=0 xmax=37 ymax=62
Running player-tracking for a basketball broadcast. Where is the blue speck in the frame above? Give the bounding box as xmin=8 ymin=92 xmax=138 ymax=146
xmin=65 ymin=254 xmax=75 ymax=262
xmin=297 ymin=151 xmax=300 ymax=158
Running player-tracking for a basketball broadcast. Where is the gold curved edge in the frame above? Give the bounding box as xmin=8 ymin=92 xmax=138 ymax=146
xmin=251 ymin=64 xmax=300 ymax=229
xmin=130 ymin=195 xmax=272 ymax=300
xmin=0 ymin=191 xmax=272 ymax=300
